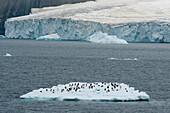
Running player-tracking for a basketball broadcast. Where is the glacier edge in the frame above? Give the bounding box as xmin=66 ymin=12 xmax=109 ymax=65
xmin=5 ymin=18 xmax=170 ymax=43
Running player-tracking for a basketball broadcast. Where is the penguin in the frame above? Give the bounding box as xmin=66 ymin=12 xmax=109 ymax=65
xmin=61 ymin=89 xmax=64 ymax=92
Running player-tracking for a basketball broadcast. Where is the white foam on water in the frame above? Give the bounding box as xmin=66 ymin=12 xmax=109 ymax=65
xmin=20 ymin=82 xmax=149 ymax=101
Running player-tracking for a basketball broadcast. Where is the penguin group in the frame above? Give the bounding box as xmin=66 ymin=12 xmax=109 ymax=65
xmin=20 ymin=82 xmax=150 ymax=101
xmin=39 ymin=82 xmax=128 ymax=94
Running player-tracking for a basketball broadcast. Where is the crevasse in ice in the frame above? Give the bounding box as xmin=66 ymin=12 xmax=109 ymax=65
xmin=20 ymin=82 xmax=149 ymax=101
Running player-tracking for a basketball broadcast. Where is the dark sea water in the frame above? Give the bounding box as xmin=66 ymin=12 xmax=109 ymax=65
xmin=0 ymin=39 xmax=170 ymax=113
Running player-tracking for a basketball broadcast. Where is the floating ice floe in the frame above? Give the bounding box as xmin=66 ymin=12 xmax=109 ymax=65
xmin=108 ymin=58 xmax=119 ymax=60
xmin=123 ymin=58 xmax=139 ymax=61
xmin=20 ymin=82 xmax=149 ymax=101
xmin=0 ymin=35 xmax=6 ymax=39
xmin=88 ymin=32 xmax=128 ymax=44
xmin=2 ymin=53 xmax=12 ymax=57
xmin=108 ymin=58 xmax=139 ymax=61
xmin=36 ymin=33 xmax=61 ymax=40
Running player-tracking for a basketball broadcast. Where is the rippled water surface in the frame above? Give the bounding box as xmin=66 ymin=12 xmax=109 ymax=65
xmin=0 ymin=39 xmax=170 ymax=113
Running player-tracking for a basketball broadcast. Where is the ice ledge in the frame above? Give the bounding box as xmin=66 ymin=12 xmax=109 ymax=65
xmin=5 ymin=18 xmax=170 ymax=42
xmin=4 ymin=0 xmax=170 ymax=43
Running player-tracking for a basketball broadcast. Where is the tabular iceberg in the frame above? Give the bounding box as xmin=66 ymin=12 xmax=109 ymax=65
xmin=20 ymin=82 xmax=150 ymax=101
xmin=88 ymin=32 xmax=128 ymax=44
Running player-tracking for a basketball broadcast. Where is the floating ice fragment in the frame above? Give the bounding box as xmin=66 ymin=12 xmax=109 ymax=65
xmin=36 ymin=33 xmax=61 ymax=40
xmin=88 ymin=32 xmax=128 ymax=44
xmin=108 ymin=57 xmax=119 ymax=60
xmin=20 ymin=82 xmax=149 ymax=101
xmin=123 ymin=58 xmax=139 ymax=61
xmin=0 ymin=35 xmax=6 ymax=39
xmin=3 ymin=53 xmax=12 ymax=57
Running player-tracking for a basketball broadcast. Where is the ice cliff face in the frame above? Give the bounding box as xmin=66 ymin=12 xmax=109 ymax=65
xmin=0 ymin=0 xmax=94 ymax=35
xmin=4 ymin=0 xmax=170 ymax=42
xmin=5 ymin=18 xmax=170 ymax=42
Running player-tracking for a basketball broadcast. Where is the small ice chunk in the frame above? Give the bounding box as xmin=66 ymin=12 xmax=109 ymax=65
xmin=124 ymin=58 xmax=139 ymax=61
xmin=88 ymin=32 xmax=128 ymax=44
xmin=108 ymin=57 xmax=119 ymax=60
xmin=36 ymin=33 xmax=61 ymax=40
xmin=0 ymin=35 xmax=6 ymax=39
xmin=3 ymin=53 xmax=12 ymax=56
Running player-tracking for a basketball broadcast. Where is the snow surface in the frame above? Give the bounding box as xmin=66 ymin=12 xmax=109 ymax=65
xmin=36 ymin=33 xmax=61 ymax=40
xmin=8 ymin=0 xmax=170 ymax=24
xmin=20 ymin=82 xmax=149 ymax=101
xmin=88 ymin=32 xmax=128 ymax=44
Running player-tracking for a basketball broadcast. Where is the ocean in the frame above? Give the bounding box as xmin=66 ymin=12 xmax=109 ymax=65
xmin=0 ymin=39 xmax=170 ymax=113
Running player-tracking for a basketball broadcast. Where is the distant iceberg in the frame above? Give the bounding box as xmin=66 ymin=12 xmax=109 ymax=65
xmin=0 ymin=35 xmax=6 ymax=39
xmin=123 ymin=58 xmax=139 ymax=61
xmin=88 ymin=32 xmax=128 ymax=44
xmin=20 ymin=82 xmax=149 ymax=101
xmin=3 ymin=53 xmax=12 ymax=57
xmin=108 ymin=58 xmax=139 ymax=61
xmin=36 ymin=33 xmax=61 ymax=41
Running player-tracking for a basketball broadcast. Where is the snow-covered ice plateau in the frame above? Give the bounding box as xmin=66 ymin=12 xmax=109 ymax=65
xmin=5 ymin=0 xmax=170 ymax=42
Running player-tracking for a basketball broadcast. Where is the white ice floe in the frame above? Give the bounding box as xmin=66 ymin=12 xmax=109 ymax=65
xmin=108 ymin=58 xmax=139 ymax=61
xmin=3 ymin=53 xmax=12 ymax=57
xmin=20 ymin=82 xmax=149 ymax=101
xmin=0 ymin=35 xmax=6 ymax=39
xmin=123 ymin=58 xmax=139 ymax=61
xmin=108 ymin=58 xmax=119 ymax=60
xmin=36 ymin=33 xmax=61 ymax=40
xmin=88 ymin=32 xmax=128 ymax=44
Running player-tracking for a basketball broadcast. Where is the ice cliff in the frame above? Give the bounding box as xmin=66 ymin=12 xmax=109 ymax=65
xmin=4 ymin=0 xmax=170 ymax=43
